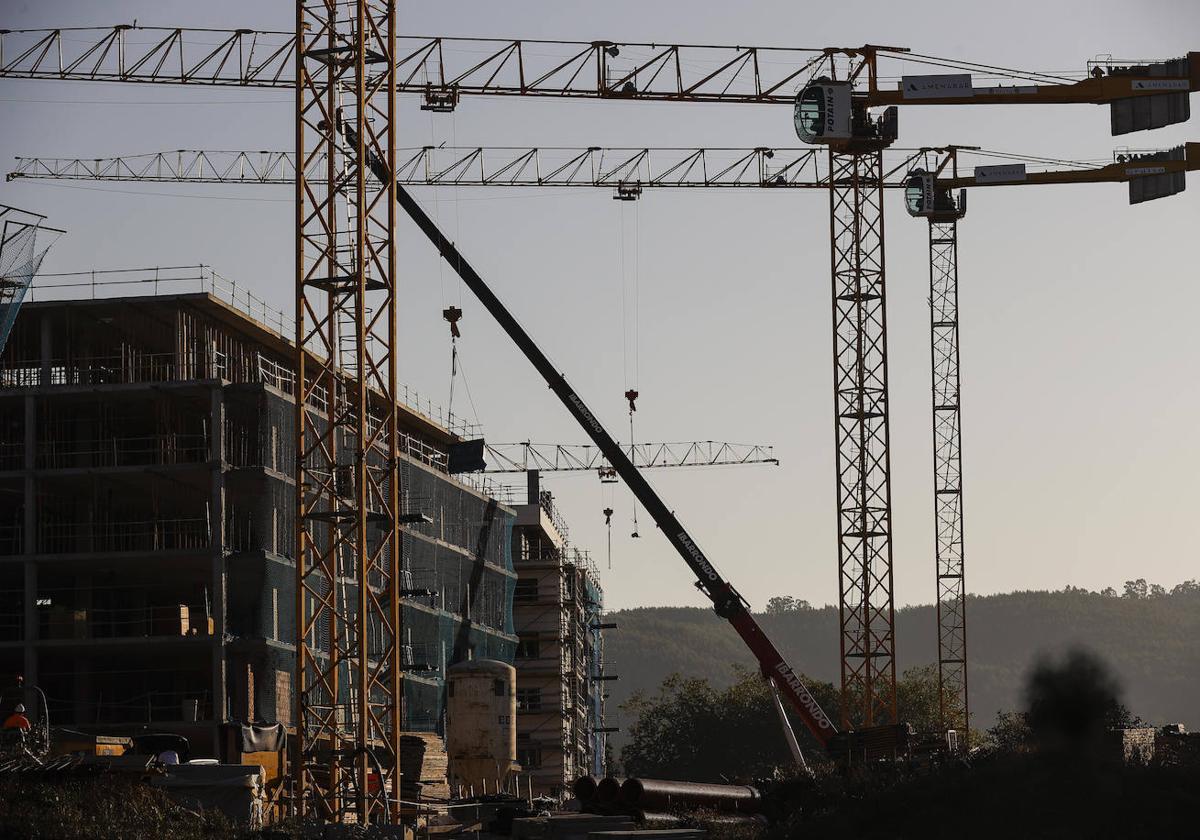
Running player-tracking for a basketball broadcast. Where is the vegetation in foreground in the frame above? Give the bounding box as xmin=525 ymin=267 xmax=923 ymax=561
xmin=0 ymin=775 xmax=240 ymax=840
xmin=606 ymin=581 xmax=1200 ymax=742
xmin=620 ymin=647 xmax=1200 ymax=839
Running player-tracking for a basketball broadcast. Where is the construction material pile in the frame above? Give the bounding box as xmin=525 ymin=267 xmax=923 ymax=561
xmin=400 ymin=732 xmax=450 ymax=804
xmin=571 ymin=775 xmax=766 ymax=835
xmin=512 ymin=813 xmax=707 ymax=840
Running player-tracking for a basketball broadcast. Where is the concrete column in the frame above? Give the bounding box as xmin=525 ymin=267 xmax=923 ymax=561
xmin=38 ymin=310 xmax=51 ymax=386
xmin=526 ymin=469 xmax=540 ymax=507
xmin=22 ymin=395 xmax=37 ymax=716
xmin=209 ymin=386 xmax=227 ymax=747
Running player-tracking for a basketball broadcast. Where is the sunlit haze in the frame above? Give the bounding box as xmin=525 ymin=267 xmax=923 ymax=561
xmin=2 ymin=0 xmax=1198 ymax=612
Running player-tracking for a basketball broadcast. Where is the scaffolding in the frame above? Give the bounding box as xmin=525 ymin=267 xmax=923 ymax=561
xmin=511 ymin=487 xmax=606 ymax=797
xmin=0 ymin=204 xmax=62 ymax=354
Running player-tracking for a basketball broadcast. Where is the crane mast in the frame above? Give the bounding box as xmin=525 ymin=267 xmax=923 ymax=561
xmin=899 ymin=140 xmax=1199 ymax=740
xmin=293 ymin=1 xmax=400 ymax=824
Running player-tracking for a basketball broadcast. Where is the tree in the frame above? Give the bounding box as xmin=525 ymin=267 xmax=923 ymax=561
xmin=620 ymin=666 xmax=945 ymax=780
xmin=1099 ymin=587 xmax=1117 ymax=597
xmin=1122 ymin=579 xmax=1148 ymax=599
xmin=895 ymin=665 xmax=942 ymax=733
xmin=1024 ymin=647 xmax=1126 ymax=750
xmin=764 ymin=596 xmax=796 ymax=614
xmin=764 ymin=596 xmax=813 ymax=614
xmin=1171 ymin=579 xmax=1199 ymax=595
xmin=984 ymin=710 xmax=1032 ymax=752
xmin=620 ymin=668 xmax=837 ymax=781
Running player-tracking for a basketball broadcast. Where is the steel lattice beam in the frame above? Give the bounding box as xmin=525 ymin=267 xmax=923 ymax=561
xmin=929 ymin=219 xmax=968 ymax=741
xmin=0 ymin=25 xmax=296 ymax=86
xmin=0 ymin=26 xmax=824 ymax=100
xmin=828 ymin=150 xmax=897 ymax=730
xmin=8 ymin=146 xmax=896 ymax=189
xmin=0 ymin=205 xmax=63 ymax=354
xmin=295 ymin=0 xmax=400 ymax=824
xmin=484 ymin=441 xmax=779 ymax=473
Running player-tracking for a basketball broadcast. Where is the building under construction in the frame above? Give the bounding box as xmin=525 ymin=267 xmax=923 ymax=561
xmin=0 ymin=282 xmax=594 ymax=759
xmin=511 ymin=472 xmax=608 ymax=796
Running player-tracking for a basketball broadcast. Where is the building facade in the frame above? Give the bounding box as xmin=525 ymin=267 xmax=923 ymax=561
xmin=0 ymin=290 xmax=516 ymax=758
xmin=511 ymin=472 xmax=607 ymax=796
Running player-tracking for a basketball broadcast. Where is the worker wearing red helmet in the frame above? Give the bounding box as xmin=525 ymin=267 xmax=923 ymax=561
xmin=2 ymin=704 xmax=30 ymax=731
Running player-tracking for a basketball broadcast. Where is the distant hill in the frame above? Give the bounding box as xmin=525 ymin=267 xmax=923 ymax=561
xmin=602 ymin=586 xmax=1200 ymax=746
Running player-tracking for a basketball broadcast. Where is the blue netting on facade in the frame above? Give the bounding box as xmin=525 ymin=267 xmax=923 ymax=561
xmin=224 ymin=418 xmax=517 ymax=733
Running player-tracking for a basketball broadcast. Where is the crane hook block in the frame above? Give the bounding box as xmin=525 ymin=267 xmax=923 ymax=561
xmin=624 ymin=389 xmax=639 ymax=412
xmin=603 ymin=507 xmax=614 ymax=526
xmin=443 ymin=306 xmax=463 ymax=338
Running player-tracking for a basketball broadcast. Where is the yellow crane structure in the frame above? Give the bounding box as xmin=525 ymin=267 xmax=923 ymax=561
xmin=2 ymin=14 xmax=1197 ymax=819
xmin=12 ymin=139 xmax=1199 ymax=745
xmin=789 ymin=45 xmax=1196 ymax=730
xmin=899 ymin=141 xmax=1198 ymax=738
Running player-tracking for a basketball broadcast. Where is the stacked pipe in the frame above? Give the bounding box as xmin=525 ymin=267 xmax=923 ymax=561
xmin=572 ymin=775 xmax=599 ymax=802
xmin=573 ymin=775 xmax=765 ymax=823
xmin=596 ymin=775 xmax=625 ymax=805
xmin=620 ymin=778 xmax=762 ymax=813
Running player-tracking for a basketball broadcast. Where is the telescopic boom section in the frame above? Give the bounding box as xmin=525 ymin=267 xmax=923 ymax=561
xmin=338 ymin=121 xmax=838 ymax=745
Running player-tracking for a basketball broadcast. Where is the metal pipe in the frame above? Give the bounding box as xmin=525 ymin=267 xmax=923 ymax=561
xmin=620 ymin=778 xmax=762 ymax=812
xmin=639 ymin=810 xmax=768 ymax=827
xmin=572 ymin=775 xmax=599 ymax=802
xmin=596 ymin=776 xmax=625 ymax=803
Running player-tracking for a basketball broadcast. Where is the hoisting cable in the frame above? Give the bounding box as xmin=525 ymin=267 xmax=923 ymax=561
xmin=619 ymin=200 xmax=644 ymax=539
xmin=603 ymin=506 xmax=614 ymax=569
xmin=626 ymin=388 xmax=640 ymax=538
xmin=444 ymin=305 xmax=462 ymax=417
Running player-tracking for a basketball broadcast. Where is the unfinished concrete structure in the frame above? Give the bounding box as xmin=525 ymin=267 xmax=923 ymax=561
xmin=511 ymin=472 xmax=607 ymax=796
xmin=0 ymin=284 xmax=517 ymax=758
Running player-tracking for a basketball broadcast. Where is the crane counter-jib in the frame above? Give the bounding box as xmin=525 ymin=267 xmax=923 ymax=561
xmin=864 ymin=54 xmax=1200 ymax=107
xmin=934 ymin=142 xmax=1200 ymax=191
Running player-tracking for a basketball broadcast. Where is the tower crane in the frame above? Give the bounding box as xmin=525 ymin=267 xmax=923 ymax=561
xmin=3 ymin=16 xmax=1197 ymax=809
xmin=897 ymin=141 xmax=1199 ymax=740
xmin=787 ymin=45 xmax=1197 ymax=729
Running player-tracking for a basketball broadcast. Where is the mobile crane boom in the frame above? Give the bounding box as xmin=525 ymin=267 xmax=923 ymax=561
xmin=335 ymin=120 xmax=839 ymax=746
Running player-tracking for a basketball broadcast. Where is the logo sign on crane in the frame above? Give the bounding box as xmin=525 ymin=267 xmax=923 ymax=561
xmin=1132 ymin=79 xmax=1189 ymax=91
xmin=1125 ymin=165 xmax=1168 ymax=176
xmin=819 ymin=83 xmax=853 ymax=139
xmin=974 ymin=163 xmax=1028 ymax=184
xmin=902 ymin=73 xmax=973 ymax=100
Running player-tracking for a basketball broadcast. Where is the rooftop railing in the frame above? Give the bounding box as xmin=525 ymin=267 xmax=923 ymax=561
xmin=16 ymin=265 xmax=481 ymax=437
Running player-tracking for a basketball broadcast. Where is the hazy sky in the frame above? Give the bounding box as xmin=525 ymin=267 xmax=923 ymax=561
xmin=2 ymin=0 xmax=1198 ymax=616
